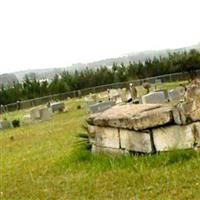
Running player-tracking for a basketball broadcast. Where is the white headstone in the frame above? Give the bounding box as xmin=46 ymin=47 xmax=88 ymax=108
xmin=109 ymin=89 xmax=119 ymax=101
xmin=142 ymin=91 xmax=166 ymax=104
xmin=168 ymin=89 xmax=184 ymax=102
xmin=0 ymin=120 xmax=12 ymax=129
xmin=39 ymin=108 xmax=51 ymax=121
xmin=50 ymin=102 xmax=65 ymax=112
xmin=30 ymin=108 xmax=40 ymax=120
xmin=118 ymin=89 xmax=127 ymax=103
xmin=89 ymin=101 xmax=115 ymax=113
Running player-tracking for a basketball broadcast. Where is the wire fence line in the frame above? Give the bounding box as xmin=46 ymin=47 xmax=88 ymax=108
xmin=1 ymin=70 xmax=199 ymax=113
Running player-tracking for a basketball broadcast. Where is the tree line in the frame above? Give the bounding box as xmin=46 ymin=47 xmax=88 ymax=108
xmin=1 ymin=49 xmax=200 ymax=105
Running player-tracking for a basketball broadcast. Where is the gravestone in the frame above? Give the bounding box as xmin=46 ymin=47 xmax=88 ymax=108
xmin=129 ymin=83 xmax=137 ymax=100
xmin=168 ymin=89 xmax=183 ymax=102
xmin=176 ymin=86 xmax=186 ymax=96
xmin=89 ymin=101 xmax=115 ymax=113
xmin=118 ymin=89 xmax=128 ymax=103
xmin=142 ymin=91 xmax=166 ymax=104
xmin=0 ymin=120 xmax=12 ymax=129
xmin=156 ymin=89 xmax=169 ymax=100
xmin=30 ymin=108 xmax=40 ymax=120
xmin=50 ymin=102 xmax=65 ymax=112
xmin=108 ymin=89 xmax=119 ymax=102
xmin=22 ymin=114 xmax=32 ymax=125
xmin=39 ymin=108 xmax=51 ymax=120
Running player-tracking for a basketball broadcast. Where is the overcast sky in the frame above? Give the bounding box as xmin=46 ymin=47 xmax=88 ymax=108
xmin=0 ymin=0 xmax=200 ymax=74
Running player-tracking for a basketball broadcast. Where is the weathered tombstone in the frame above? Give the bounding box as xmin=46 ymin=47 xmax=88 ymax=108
xmin=176 ymin=86 xmax=186 ymax=96
xmin=39 ymin=108 xmax=51 ymax=121
xmin=0 ymin=120 xmax=12 ymax=129
xmin=156 ymin=89 xmax=169 ymax=100
xmin=142 ymin=91 xmax=166 ymax=104
xmin=50 ymin=102 xmax=65 ymax=112
xmin=0 ymin=105 xmax=6 ymax=114
xmin=168 ymin=89 xmax=183 ymax=102
xmin=118 ymin=89 xmax=127 ymax=103
xmin=30 ymin=108 xmax=40 ymax=120
xmin=129 ymin=83 xmax=137 ymax=100
xmin=142 ymin=82 xmax=151 ymax=94
xmin=90 ymin=94 xmax=97 ymax=102
xmin=22 ymin=114 xmax=32 ymax=125
xmin=108 ymin=89 xmax=119 ymax=102
xmin=89 ymin=101 xmax=115 ymax=113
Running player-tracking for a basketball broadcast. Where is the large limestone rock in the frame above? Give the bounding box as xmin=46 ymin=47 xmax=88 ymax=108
xmin=95 ymin=126 xmax=120 ymax=149
xmin=120 ymin=129 xmax=152 ymax=153
xmin=87 ymin=104 xmax=173 ymax=131
xmin=153 ymin=124 xmax=195 ymax=151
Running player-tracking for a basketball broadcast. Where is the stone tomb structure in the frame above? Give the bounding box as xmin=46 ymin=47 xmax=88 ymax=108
xmin=87 ymin=103 xmax=200 ymax=154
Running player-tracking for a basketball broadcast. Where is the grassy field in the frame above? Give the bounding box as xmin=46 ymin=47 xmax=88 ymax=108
xmin=1 ymin=81 xmax=200 ymax=200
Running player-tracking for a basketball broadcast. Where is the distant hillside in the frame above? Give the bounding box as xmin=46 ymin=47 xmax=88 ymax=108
xmin=12 ymin=42 xmax=200 ymax=81
xmin=0 ymin=73 xmax=18 ymax=87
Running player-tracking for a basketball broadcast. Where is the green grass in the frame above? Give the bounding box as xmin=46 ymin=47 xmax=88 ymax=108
xmin=1 ymin=84 xmax=200 ymax=200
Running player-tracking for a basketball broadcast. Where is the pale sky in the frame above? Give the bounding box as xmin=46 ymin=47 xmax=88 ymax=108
xmin=0 ymin=0 xmax=200 ymax=74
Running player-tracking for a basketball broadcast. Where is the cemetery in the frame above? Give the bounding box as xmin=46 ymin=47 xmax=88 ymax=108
xmin=1 ymin=80 xmax=200 ymax=199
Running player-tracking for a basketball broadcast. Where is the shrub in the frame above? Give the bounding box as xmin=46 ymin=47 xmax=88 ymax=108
xmin=12 ymin=119 xmax=20 ymax=128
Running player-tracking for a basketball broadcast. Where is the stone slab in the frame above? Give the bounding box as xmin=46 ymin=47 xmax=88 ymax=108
xmin=142 ymin=91 xmax=166 ymax=104
xmin=120 ymin=129 xmax=152 ymax=153
xmin=153 ymin=124 xmax=195 ymax=151
xmin=95 ymin=126 xmax=120 ymax=149
xmin=87 ymin=104 xmax=173 ymax=131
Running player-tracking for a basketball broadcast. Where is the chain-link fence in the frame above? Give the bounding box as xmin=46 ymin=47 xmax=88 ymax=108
xmin=1 ymin=70 xmax=199 ymax=113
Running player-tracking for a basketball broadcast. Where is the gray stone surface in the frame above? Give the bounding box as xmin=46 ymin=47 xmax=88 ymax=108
xmin=142 ymin=91 xmax=166 ymax=104
xmin=153 ymin=124 xmax=195 ymax=151
xmin=89 ymin=101 xmax=115 ymax=113
xmin=0 ymin=120 xmax=12 ymax=129
xmin=87 ymin=104 xmax=173 ymax=131
xmin=30 ymin=108 xmax=40 ymax=120
xmin=108 ymin=89 xmax=119 ymax=102
xmin=50 ymin=102 xmax=65 ymax=112
xmin=120 ymin=129 xmax=152 ymax=153
xmin=95 ymin=126 xmax=120 ymax=149
xmin=118 ymin=89 xmax=128 ymax=103
xmin=39 ymin=108 xmax=51 ymax=120
xmin=168 ymin=89 xmax=184 ymax=102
